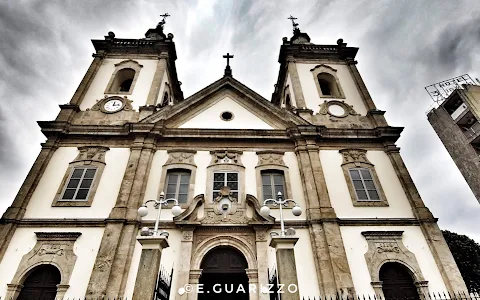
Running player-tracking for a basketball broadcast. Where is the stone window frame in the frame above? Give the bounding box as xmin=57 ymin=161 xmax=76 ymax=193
xmin=104 ymin=59 xmax=143 ymax=95
xmin=159 ymin=150 xmax=197 ymax=209
xmin=6 ymin=232 xmax=82 ymax=300
xmin=310 ymin=64 xmax=345 ymax=99
xmin=206 ymin=150 xmax=245 ymax=204
xmin=339 ymin=148 xmax=388 ymax=207
xmin=52 ymin=146 xmax=109 ymax=207
xmin=255 ymin=151 xmax=292 ymax=205
xmin=361 ymin=231 xmax=429 ymax=298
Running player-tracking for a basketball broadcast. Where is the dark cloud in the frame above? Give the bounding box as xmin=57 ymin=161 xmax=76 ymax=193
xmin=0 ymin=0 xmax=479 ymax=242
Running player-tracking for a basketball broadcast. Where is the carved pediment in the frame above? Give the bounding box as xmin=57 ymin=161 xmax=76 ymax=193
xmin=339 ymin=148 xmax=372 ymax=166
xmin=165 ymin=149 xmax=196 ymax=166
xmin=73 ymin=146 xmax=109 ymax=164
xmin=210 ymin=150 xmax=243 ymax=166
xmin=256 ymin=151 xmax=286 ymax=167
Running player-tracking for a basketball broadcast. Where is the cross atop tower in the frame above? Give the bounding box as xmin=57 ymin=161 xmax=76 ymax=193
xmin=288 ymin=15 xmax=299 ymax=33
xmin=223 ymin=52 xmax=234 ymax=77
xmin=160 ymin=13 xmax=170 ymax=22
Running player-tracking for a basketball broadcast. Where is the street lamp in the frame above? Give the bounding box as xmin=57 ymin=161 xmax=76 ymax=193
xmin=260 ymin=191 xmax=302 ymax=237
xmin=138 ymin=191 xmax=182 ymax=236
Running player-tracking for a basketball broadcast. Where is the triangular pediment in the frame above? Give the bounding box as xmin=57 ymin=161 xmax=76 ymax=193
xmin=141 ymin=76 xmax=309 ymax=129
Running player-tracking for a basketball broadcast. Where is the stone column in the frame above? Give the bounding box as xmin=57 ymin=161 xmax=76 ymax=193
xmin=187 ymin=269 xmax=202 ymax=300
xmin=0 ymin=140 xmax=58 ymax=263
xmin=177 ymin=228 xmax=194 ymax=300
xmin=69 ymin=52 xmax=105 ymax=106
xmin=270 ymin=237 xmax=300 ymax=300
xmin=385 ymin=146 xmax=467 ymax=292
xmin=254 ymin=227 xmax=269 ymax=300
xmin=286 ymin=56 xmax=307 ymax=109
xmin=246 ymin=269 xmax=259 ymax=300
xmin=146 ymin=53 xmax=169 ymax=106
xmin=132 ymin=236 xmax=169 ymax=300
xmin=86 ymin=137 xmax=157 ymax=298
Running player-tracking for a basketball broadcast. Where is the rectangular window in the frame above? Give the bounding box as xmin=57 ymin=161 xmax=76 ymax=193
xmin=349 ymin=168 xmax=380 ymax=201
xmin=165 ymin=171 xmax=191 ymax=204
xmin=61 ymin=167 xmax=97 ymax=201
xmin=261 ymin=172 xmax=285 ymax=200
xmin=213 ymin=172 xmax=238 ymax=200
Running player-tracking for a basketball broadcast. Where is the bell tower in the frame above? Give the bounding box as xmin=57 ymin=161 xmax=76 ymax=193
xmin=272 ymin=17 xmax=387 ymax=129
xmin=55 ymin=15 xmax=183 ymax=126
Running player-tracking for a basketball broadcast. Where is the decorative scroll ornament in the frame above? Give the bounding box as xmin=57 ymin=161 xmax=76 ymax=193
xmin=212 ymin=186 xmax=238 ymax=216
xmin=90 ymin=95 xmax=133 ymax=113
xmin=257 ymin=151 xmax=286 ymax=167
xmin=165 ymin=150 xmax=196 ymax=166
xmin=210 ymin=150 xmax=243 ymax=166
xmin=319 ymin=100 xmax=358 ymax=118
xmin=376 ymin=242 xmax=401 ymax=253
xmin=339 ymin=148 xmax=372 ymax=166
xmin=73 ymin=146 xmax=109 ymax=164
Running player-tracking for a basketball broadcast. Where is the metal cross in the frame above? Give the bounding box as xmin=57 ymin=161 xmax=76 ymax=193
xmin=160 ymin=13 xmax=170 ymax=22
xmin=223 ymin=53 xmax=234 ymax=67
xmin=288 ymin=15 xmax=299 ymax=30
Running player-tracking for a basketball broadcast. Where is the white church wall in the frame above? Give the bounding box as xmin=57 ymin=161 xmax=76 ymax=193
xmin=267 ymin=228 xmax=321 ymax=298
xmin=0 ymin=227 xmax=104 ymax=298
xmin=319 ymin=150 xmax=415 ymax=218
xmin=296 ymin=63 xmax=368 ymax=115
xmin=80 ymin=58 xmax=158 ymax=111
xmin=178 ymin=96 xmax=274 ymax=129
xmin=340 ymin=226 xmax=448 ymax=294
xmin=24 ymin=147 xmax=130 ymax=219
xmin=124 ymin=229 xmax=182 ymax=300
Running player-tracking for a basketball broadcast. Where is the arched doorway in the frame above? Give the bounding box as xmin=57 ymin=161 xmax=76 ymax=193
xmin=17 ymin=264 xmax=61 ymax=300
xmin=380 ymin=262 xmax=419 ymax=300
xmin=199 ymin=246 xmax=249 ymax=300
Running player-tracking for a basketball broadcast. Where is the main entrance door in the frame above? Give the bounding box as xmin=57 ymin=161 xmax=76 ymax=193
xmin=380 ymin=262 xmax=419 ymax=300
xmin=17 ymin=264 xmax=61 ymax=300
xmin=199 ymin=246 xmax=249 ymax=300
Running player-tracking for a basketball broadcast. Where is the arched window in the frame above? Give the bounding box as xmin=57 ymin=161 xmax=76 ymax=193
xmin=285 ymin=94 xmax=292 ymax=109
xmin=17 ymin=265 xmax=61 ymax=300
xmin=161 ymin=91 xmax=169 ymax=107
xmin=380 ymin=262 xmax=419 ymax=300
xmin=317 ymin=73 xmax=339 ymax=97
xmin=105 ymin=60 xmax=143 ymax=95
xmin=111 ymin=68 xmax=135 ymax=93
xmin=165 ymin=169 xmax=191 ymax=204
xmin=261 ymin=170 xmax=285 ymax=200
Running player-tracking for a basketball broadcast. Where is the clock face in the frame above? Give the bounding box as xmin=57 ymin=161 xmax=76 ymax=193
xmin=103 ymin=99 xmax=123 ymax=113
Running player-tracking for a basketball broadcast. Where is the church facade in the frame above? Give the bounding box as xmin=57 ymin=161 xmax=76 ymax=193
xmin=0 ymin=18 xmax=468 ymax=300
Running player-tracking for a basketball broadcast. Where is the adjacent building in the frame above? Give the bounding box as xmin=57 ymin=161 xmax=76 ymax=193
xmin=427 ymin=79 xmax=480 ymax=204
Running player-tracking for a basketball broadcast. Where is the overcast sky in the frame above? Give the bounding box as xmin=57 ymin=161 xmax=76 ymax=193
xmin=0 ymin=0 xmax=479 ymax=242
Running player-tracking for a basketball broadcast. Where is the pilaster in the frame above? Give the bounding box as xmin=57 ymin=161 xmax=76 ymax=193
xmin=177 ymin=228 xmax=195 ymax=300
xmin=86 ymin=136 xmax=157 ymax=298
xmin=294 ymin=138 xmax=354 ymax=295
xmin=385 ymin=145 xmax=467 ymax=292
xmin=254 ymin=227 xmax=269 ymax=300
xmin=68 ymin=52 xmax=105 ymax=106
xmin=132 ymin=236 xmax=169 ymax=300
xmin=0 ymin=140 xmax=58 ymax=263
xmin=286 ymin=56 xmax=307 ymax=109
xmin=146 ymin=53 xmax=169 ymax=106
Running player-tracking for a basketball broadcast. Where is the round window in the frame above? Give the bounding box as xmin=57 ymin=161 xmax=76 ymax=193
xmin=328 ymin=104 xmax=346 ymax=117
xmin=220 ymin=111 xmax=234 ymax=121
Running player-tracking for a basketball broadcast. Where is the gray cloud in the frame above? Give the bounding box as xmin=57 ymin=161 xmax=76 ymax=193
xmin=0 ymin=0 xmax=479 ymax=242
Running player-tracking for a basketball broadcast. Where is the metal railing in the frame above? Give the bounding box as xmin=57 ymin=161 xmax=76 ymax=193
xmin=463 ymin=122 xmax=480 ymax=140
xmin=303 ymin=291 xmax=480 ymax=300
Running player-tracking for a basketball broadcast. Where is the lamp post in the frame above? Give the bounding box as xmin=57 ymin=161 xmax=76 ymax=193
xmin=137 ymin=191 xmax=182 ymax=236
xmin=260 ymin=191 xmax=302 ymax=237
